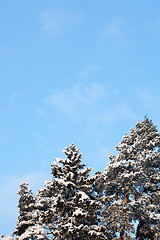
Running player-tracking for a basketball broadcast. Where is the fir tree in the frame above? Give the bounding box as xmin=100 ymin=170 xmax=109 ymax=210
xmin=13 ymin=183 xmax=48 ymax=240
xmin=37 ymin=143 xmax=107 ymax=240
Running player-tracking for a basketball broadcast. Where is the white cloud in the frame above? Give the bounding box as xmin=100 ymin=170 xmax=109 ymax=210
xmin=98 ymin=19 xmax=136 ymax=51
xmin=90 ymin=103 xmax=137 ymax=124
xmin=10 ymin=90 xmax=34 ymax=104
xmin=78 ymin=65 xmax=100 ymax=77
xmin=45 ymin=83 xmax=107 ymax=118
xmin=99 ymin=19 xmax=124 ymax=45
xmin=105 ymin=103 xmax=137 ymax=122
xmin=45 ymin=83 xmax=137 ymax=126
xmin=39 ymin=10 xmax=82 ymax=35
xmin=36 ymin=107 xmax=52 ymax=119
xmin=37 ymin=107 xmax=47 ymax=116
xmin=135 ymin=88 xmax=160 ymax=112
xmin=103 ymin=19 xmax=123 ymax=36
xmin=136 ymin=89 xmax=155 ymax=103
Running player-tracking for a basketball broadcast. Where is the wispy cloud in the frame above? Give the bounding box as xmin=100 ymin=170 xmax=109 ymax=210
xmin=135 ymin=88 xmax=160 ymax=112
xmin=39 ymin=10 xmax=82 ymax=35
xmin=99 ymin=19 xmax=124 ymax=45
xmin=36 ymin=107 xmax=52 ymax=119
xmin=45 ymin=83 xmax=137 ymax=126
xmin=91 ymin=103 xmax=137 ymax=124
xmin=78 ymin=65 xmax=100 ymax=77
xmin=10 ymin=90 xmax=34 ymax=103
xmin=45 ymin=83 xmax=107 ymax=118
xmin=107 ymin=103 xmax=137 ymax=122
xmin=98 ymin=18 xmax=136 ymax=51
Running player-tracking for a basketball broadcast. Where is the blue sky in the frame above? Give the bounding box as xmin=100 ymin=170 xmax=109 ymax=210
xmin=1 ymin=0 xmax=160 ymax=236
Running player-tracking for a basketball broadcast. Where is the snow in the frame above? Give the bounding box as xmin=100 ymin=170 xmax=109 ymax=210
xmin=54 ymin=178 xmax=76 ymax=187
xmin=18 ymin=225 xmax=47 ymax=240
xmin=73 ymin=208 xmax=86 ymax=216
xmin=3 ymin=235 xmax=14 ymax=240
xmin=78 ymin=191 xmax=89 ymax=201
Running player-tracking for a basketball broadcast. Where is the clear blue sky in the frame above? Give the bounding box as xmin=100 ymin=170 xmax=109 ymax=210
xmin=1 ymin=0 xmax=160 ymax=236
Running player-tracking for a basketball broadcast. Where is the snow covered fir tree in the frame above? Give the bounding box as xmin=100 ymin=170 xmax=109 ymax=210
xmin=2 ymin=118 xmax=160 ymax=239
xmin=36 ymin=143 xmax=107 ymax=239
xmin=13 ymin=183 xmax=48 ymax=240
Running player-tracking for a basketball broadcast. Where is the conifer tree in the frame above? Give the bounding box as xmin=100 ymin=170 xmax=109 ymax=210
xmin=101 ymin=118 xmax=160 ymax=239
xmin=13 ymin=182 xmax=48 ymax=240
xmin=37 ymin=143 xmax=107 ymax=239
xmin=2 ymin=118 xmax=159 ymax=240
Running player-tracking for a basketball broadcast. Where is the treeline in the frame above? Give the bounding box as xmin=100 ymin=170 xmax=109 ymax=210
xmin=3 ymin=118 xmax=160 ymax=240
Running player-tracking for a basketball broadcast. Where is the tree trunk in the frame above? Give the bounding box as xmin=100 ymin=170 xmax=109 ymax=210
xmin=125 ymin=193 xmax=129 ymax=203
xmin=119 ymin=193 xmax=130 ymax=239
xmin=119 ymin=228 xmax=124 ymax=240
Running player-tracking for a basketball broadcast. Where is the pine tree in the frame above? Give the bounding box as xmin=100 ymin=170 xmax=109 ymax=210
xmin=37 ymin=143 xmax=107 ymax=239
xmin=13 ymin=182 xmax=48 ymax=240
xmin=101 ymin=118 xmax=160 ymax=239
xmin=3 ymin=118 xmax=159 ymax=240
